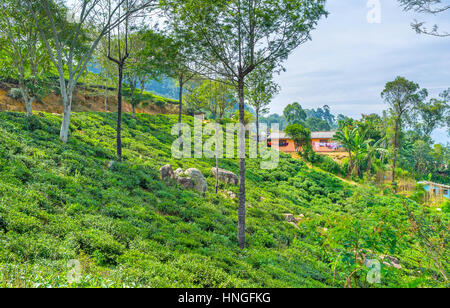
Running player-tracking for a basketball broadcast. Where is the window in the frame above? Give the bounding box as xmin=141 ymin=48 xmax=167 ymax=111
xmin=280 ymin=140 xmax=289 ymax=147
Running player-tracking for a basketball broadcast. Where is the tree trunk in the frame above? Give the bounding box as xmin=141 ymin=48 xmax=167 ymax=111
xmin=104 ymin=83 xmax=108 ymax=112
xmin=178 ymin=77 xmax=184 ymax=150
xmin=256 ymin=110 xmax=260 ymax=157
xmin=132 ymin=104 xmax=136 ymax=118
xmin=348 ymin=150 xmax=353 ymax=177
xmin=178 ymin=77 xmax=183 ymax=139
xmin=25 ymin=96 xmax=33 ymax=117
xmin=117 ymin=64 xmax=124 ymax=161
xmin=238 ymin=77 xmax=246 ymax=249
xmin=215 ymin=121 xmax=220 ymax=194
xmin=60 ymin=93 xmax=72 ymax=143
xmin=367 ymin=157 xmax=372 ymax=174
xmin=392 ymin=120 xmax=399 ymax=187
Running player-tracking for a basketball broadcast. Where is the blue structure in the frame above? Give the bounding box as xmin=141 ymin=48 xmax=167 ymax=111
xmin=418 ymin=181 xmax=450 ymax=199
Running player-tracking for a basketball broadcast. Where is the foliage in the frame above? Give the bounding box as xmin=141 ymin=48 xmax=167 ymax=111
xmin=284 ymin=102 xmax=307 ymax=125
xmin=285 ymin=124 xmax=311 ymax=154
xmin=0 ymin=111 xmax=447 ymax=288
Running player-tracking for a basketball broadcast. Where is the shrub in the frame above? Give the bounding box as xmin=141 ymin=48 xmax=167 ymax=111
xmin=7 ymin=88 xmax=23 ymax=100
xmin=317 ymin=156 xmax=341 ymax=175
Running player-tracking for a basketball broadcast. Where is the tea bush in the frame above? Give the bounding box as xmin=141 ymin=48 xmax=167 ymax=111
xmin=0 ymin=112 xmax=447 ymax=288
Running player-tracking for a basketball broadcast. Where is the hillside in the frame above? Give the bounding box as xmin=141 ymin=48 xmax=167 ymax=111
xmin=0 ymin=82 xmax=179 ymax=115
xmin=0 ymin=112 xmax=448 ymax=288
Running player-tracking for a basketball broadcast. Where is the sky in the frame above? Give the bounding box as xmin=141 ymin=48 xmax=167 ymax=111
xmin=270 ymin=0 xmax=450 ymax=144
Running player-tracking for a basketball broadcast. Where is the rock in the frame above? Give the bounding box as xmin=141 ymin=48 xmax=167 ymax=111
xmin=380 ymin=255 xmax=402 ymax=270
xmin=294 ymin=214 xmax=305 ymax=223
xmin=283 ymin=214 xmax=296 ymax=223
xmin=159 ymin=164 xmax=174 ymax=181
xmin=107 ymin=160 xmax=115 ymax=169
xmin=174 ymin=168 xmax=184 ymax=178
xmin=211 ymin=168 xmax=239 ymax=185
xmin=223 ymin=191 xmax=237 ymax=200
xmin=177 ymin=177 xmax=194 ymax=189
xmin=185 ymin=168 xmax=208 ymax=194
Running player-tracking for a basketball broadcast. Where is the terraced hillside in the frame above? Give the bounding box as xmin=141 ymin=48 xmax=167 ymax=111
xmin=0 ymin=112 xmax=447 ymax=288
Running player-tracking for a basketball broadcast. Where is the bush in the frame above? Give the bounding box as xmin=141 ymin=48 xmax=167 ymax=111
xmin=8 ymin=88 xmax=23 ymax=100
xmin=154 ymin=98 xmax=166 ymax=108
xmin=317 ymin=156 xmax=341 ymax=175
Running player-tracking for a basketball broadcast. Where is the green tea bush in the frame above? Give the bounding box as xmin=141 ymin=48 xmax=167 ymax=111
xmin=0 ymin=111 xmax=446 ymax=288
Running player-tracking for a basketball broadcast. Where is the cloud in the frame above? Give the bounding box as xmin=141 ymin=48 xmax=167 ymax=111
xmin=270 ymin=0 xmax=450 ymax=143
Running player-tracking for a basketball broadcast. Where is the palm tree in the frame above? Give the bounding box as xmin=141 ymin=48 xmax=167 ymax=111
xmin=364 ymin=138 xmax=387 ymax=174
xmin=334 ymin=126 xmax=356 ymax=176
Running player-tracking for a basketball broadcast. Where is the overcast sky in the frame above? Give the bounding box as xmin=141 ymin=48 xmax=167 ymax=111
xmin=270 ymin=0 xmax=450 ymax=144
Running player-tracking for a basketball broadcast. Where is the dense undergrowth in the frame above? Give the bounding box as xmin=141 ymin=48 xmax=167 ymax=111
xmin=0 ymin=112 xmax=447 ymax=288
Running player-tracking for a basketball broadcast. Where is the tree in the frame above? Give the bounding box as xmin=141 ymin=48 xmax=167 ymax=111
xmin=415 ymin=90 xmax=449 ymax=137
xmin=139 ymin=28 xmax=199 ymax=142
xmin=261 ymin=113 xmax=287 ymax=131
xmin=246 ymin=63 xmax=280 ymax=152
xmin=381 ymin=77 xmax=427 ymax=186
xmin=163 ymin=0 xmax=328 ymax=249
xmin=234 ymin=110 xmax=255 ymax=127
xmin=322 ymin=105 xmax=336 ymax=126
xmin=0 ymin=0 xmax=51 ymax=117
xmin=364 ymin=138 xmax=386 ymax=174
xmin=303 ymin=117 xmax=331 ymax=131
xmin=334 ymin=125 xmax=357 ymax=176
xmin=29 ymin=0 xmax=155 ymax=143
xmin=124 ymin=31 xmax=155 ymax=118
xmin=399 ymin=0 xmax=450 ymax=37
xmin=191 ymin=79 xmax=236 ymax=121
xmin=285 ymin=124 xmax=311 ymax=154
xmin=106 ymin=1 xmax=135 ymax=162
xmin=95 ymin=39 xmax=118 ymax=112
xmin=284 ymin=102 xmax=307 ymax=125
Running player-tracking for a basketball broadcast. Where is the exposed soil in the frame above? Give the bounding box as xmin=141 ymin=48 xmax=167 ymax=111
xmin=0 ymin=82 xmax=179 ymax=115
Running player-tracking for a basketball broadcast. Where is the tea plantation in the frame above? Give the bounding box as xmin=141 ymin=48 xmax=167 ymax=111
xmin=0 ymin=112 xmax=447 ymax=288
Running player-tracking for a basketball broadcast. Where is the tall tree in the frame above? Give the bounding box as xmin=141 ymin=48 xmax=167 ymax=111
xmin=29 ymin=0 xmax=155 ymax=143
xmin=124 ymin=32 xmax=154 ymax=118
xmin=399 ymin=0 xmax=450 ymax=37
xmin=0 ymin=0 xmax=51 ymax=117
xmin=140 ymin=28 xmax=198 ymax=142
xmin=163 ymin=0 xmax=327 ymax=249
xmin=284 ymin=102 xmax=307 ymax=125
xmin=107 ymin=0 xmax=135 ymax=161
xmin=381 ymin=76 xmax=427 ymax=186
xmin=416 ymin=96 xmax=449 ymax=137
xmin=246 ymin=63 xmax=280 ymax=152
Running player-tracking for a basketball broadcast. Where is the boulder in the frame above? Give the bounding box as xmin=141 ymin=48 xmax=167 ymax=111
xmin=283 ymin=214 xmax=296 ymax=223
xmin=380 ymin=255 xmax=402 ymax=270
xmin=177 ymin=177 xmax=194 ymax=189
xmin=294 ymin=214 xmax=305 ymax=223
xmin=211 ymin=168 xmax=239 ymax=185
xmin=224 ymin=191 xmax=237 ymax=200
xmin=185 ymin=168 xmax=208 ymax=194
xmin=159 ymin=164 xmax=174 ymax=181
xmin=174 ymin=168 xmax=184 ymax=178
xmin=107 ymin=160 xmax=115 ymax=169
